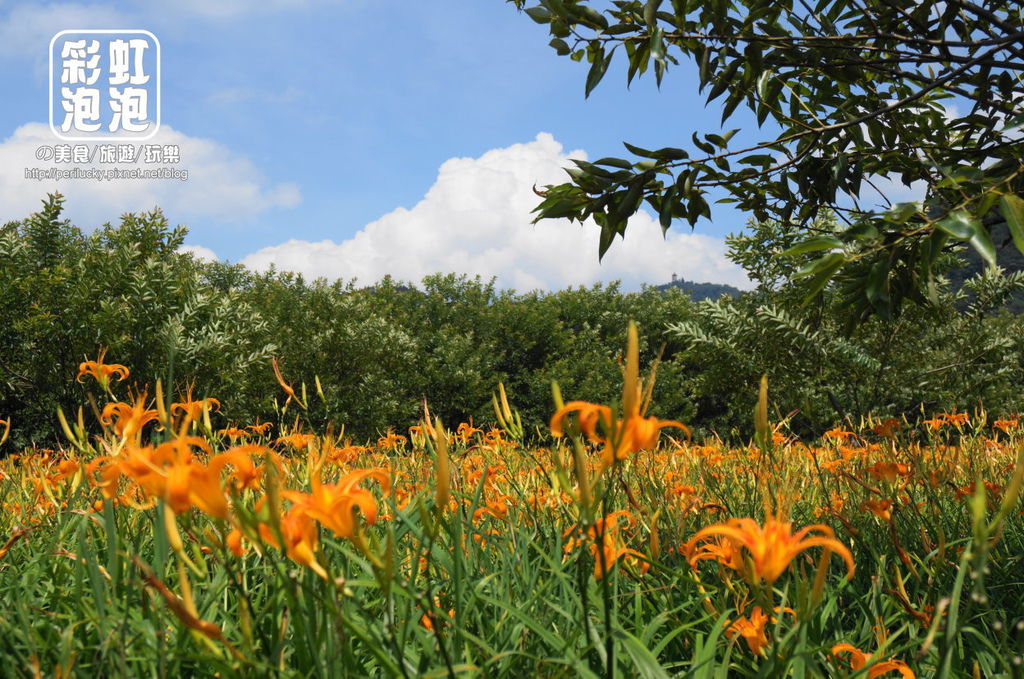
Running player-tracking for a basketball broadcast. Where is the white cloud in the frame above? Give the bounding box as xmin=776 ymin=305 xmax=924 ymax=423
xmin=242 ymin=133 xmax=750 ymax=292
xmin=178 ymin=244 xmax=217 ymax=261
xmin=1 ymin=122 xmax=301 ymax=227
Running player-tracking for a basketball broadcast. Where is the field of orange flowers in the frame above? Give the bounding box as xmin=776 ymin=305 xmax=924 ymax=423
xmin=1 ymin=324 xmax=1022 ymax=678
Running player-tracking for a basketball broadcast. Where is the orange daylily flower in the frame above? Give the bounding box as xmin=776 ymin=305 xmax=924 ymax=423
xmin=218 ymin=426 xmax=248 ymax=441
xmin=277 ymin=433 xmax=315 ymax=451
xmin=726 ymin=606 xmax=771 ymax=655
xmin=551 ymin=322 xmax=689 ymax=468
xmin=170 ymin=389 xmax=221 ymax=423
xmin=247 ymin=421 xmax=273 ymax=436
xmin=684 ymin=515 xmax=855 ymax=584
xmin=861 ymin=498 xmax=893 ymax=522
xmin=271 ymin=358 xmax=304 ymax=407
xmin=831 ymin=643 xmax=915 ymax=678
xmin=101 ymin=395 xmax=161 ymax=441
xmin=924 ymin=412 xmax=970 ymax=431
xmin=456 ymin=422 xmax=482 ymax=444
xmin=96 ymin=438 xmax=256 ymax=519
xmin=993 ymin=418 xmax=1019 ymax=434
xmin=864 ymin=462 xmax=911 ymax=485
xmin=377 ymin=431 xmax=407 ymax=450
xmin=76 ymin=348 xmax=129 ymax=392
xmin=226 ymin=528 xmax=247 ymax=556
xmin=563 ymin=511 xmax=644 ymax=579
xmin=823 ymin=427 xmax=855 ymax=442
xmin=283 ymin=468 xmax=390 ymax=539
xmin=420 ymin=597 xmax=455 ymax=631
xmin=941 ymin=412 xmax=969 ymax=427
xmin=726 ymin=606 xmax=795 ymax=655
xmin=871 ymin=418 xmax=901 ymax=438
xmin=684 ymin=535 xmax=745 ymax=574
xmin=258 ymin=504 xmax=327 ymax=579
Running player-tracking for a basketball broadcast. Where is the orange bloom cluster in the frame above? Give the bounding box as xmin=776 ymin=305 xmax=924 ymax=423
xmin=725 ymin=606 xmax=793 ymax=656
xmin=91 ymin=438 xmax=260 ymax=519
xmin=923 ymin=412 xmax=970 ymax=430
xmin=832 ymin=643 xmax=915 ymax=678
xmin=684 ymin=516 xmax=855 ymax=585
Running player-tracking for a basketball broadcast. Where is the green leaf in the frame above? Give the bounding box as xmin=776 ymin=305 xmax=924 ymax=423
xmin=585 ymin=47 xmax=612 ymax=98
xmin=935 ymin=210 xmax=977 ymax=240
xmin=886 ymin=202 xmax=919 ymax=224
xmin=524 ymin=6 xmax=552 ymax=23
xmin=654 ymin=147 xmax=688 ymax=161
xmin=866 ymin=258 xmax=891 ymax=317
xmin=691 ymin=133 xmax=715 ymax=155
xmin=573 ymin=5 xmax=609 ymax=30
xmin=650 ymin=27 xmax=665 ymax=62
xmin=706 ymin=133 xmax=728 ymax=149
xmin=968 ymin=220 xmax=997 ymax=270
xmin=780 ymin=235 xmax=842 ymax=257
xmin=623 ymin=142 xmax=657 ymax=158
xmin=598 ymin=223 xmax=617 ymax=259
xmin=643 ymin=0 xmax=663 ymax=28
xmin=619 ymin=627 xmax=671 ymax=679
xmin=755 ymin=70 xmax=773 ymax=100
xmin=549 ymin=38 xmax=571 ymax=55
xmin=797 ymin=252 xmax=846 ymax=303
xmin=613 ymin=181 xmax=645 ymax=223
xmin=658 ymin=186 xmax=677 ymax=231
xmin=1000 ymin=194 xmax=1024 ymax=255
xmin=739 ymin=154 xmax=774 ymax=167
xmin=594 ymin=157 xmax=634 ymax=170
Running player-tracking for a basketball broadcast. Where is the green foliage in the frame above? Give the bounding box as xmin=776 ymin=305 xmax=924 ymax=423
xmin=671 ymin=217 xmax=1024 ymax=437
xmin=0 ymin=195 xmax=275 ymax=448
xmin=234 ymin=272 xmax=699 ymax=439
xmin=0 ymin=196 xmax=700 ymax=446
xmin=509 ymin=0 xmax=1024 ymax=321
xmin=3 ymin=196 xmax=1023 ymax=450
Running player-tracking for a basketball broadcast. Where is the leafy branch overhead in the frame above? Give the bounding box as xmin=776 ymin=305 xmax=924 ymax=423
xmin=510 ymin=0 xmax=1024 ymax=320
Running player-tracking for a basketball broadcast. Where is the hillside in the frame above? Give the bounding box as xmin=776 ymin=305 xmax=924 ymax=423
xmin=655 ymin=274 xmax=742 ymax=301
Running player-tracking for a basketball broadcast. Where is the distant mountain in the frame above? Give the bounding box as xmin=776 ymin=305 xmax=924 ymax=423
xmin=655 ymin=275 xmax=742 ymax=301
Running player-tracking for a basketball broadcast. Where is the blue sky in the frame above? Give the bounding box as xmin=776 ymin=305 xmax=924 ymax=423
xmin=0 ymin=0 xmax=758 ymax=291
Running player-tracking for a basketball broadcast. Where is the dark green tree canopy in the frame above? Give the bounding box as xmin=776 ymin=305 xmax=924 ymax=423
xmin=510 ymin=0 xmax=1024 ymax=320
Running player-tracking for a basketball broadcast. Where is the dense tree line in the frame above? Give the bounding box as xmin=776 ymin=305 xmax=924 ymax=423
xmin=2 ymin=195 xmax=1022 ymax=450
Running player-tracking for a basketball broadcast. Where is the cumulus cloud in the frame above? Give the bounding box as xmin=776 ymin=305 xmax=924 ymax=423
xmin=242 ymin=133 xmax=750 ymax=292
xmin=178 ymin=244 xmax=217 ymax=261
xmin=1 ymin=122 xmax=300 ymax=227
